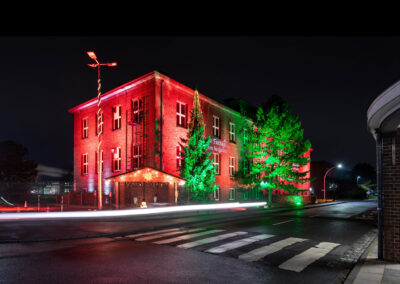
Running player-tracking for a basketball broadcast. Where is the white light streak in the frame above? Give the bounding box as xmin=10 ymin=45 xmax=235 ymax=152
xmin=0 ymin=202 xmax=267 ymax=221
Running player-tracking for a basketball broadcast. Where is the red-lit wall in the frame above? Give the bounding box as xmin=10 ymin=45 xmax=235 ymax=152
xmin=70 ymin=71 xmax=311 ymax=202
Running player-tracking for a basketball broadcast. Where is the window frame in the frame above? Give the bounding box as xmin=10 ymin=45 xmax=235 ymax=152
xmin=113 ymin=147 xmax=122 ymax=172
xmin=213 ymin=115 xmax=220 ymax=138
xmin=82 ymin=118 xmax=88 ymax=139
xmin=132 ymin=144 xmax=142 ymax=170
xmin=176 ymin=144 xmax=184 ymax=170
xmin=229 ymin=156 xmax=235 ymax=177
xmin=176 ymin=101 xmax=187 ymax=128
xmin=229 ymin=188 xmax=235 ymax=201
xmin=132 ymin=98 xmax=143 ymax=124
xmin=112 ymin=105 xmax=122 ymax=131
xmin=213 ymin=152 xmax=220 ymax=175
xmin=229 ymin=122 xmax=236 ymax=143
xmin=213 ymin=186 xmax=220 ymax=201
xmin=82 ymin=153 xmax=88 ymax=175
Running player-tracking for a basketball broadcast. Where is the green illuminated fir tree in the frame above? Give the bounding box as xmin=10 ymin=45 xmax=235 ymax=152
xmin=236 ymin=96 xmax=311 ymax=202
xmin=180 ymin=90 xmax=217 ymax=201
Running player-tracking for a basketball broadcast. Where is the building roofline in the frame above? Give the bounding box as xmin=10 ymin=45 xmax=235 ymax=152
xmin=68 ymin=70 xmax=250 ymax=120
xmin=367 ymin=78 xmax=400 ymax=137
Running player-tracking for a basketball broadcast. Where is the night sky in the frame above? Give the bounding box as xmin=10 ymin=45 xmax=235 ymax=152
xmin=1 ymin=35 xmax=398 ymax=171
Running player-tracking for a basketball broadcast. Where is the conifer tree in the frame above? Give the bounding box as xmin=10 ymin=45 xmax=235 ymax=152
xmin=236 ymin=96 xmax=311 ymax=201
xmin=180 ymin=90 xmax=217 ymax=201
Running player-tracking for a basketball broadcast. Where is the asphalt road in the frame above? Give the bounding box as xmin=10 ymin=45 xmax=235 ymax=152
xmin=0 ymin=200 xmax=377 ymax=283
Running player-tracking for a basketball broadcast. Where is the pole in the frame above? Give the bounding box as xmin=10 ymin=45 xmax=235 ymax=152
xmin=323 ymin=166 xmax=336 ymax=202
xmin=376 ymin=129 xmax=383 ymax=259
xmin=97 ymin=65 xmax=103 ymax=210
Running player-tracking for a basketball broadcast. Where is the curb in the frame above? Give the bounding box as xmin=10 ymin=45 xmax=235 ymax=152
xmin=343 ymin=233 xmax=378 ymax=284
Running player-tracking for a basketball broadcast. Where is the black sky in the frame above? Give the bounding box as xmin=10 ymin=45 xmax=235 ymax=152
xmin=0 ymin=35 xmax=398 ymax=170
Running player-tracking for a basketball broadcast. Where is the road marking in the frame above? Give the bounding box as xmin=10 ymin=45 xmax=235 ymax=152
xmin=272 ymin=219 xmax=294 ymax=226
xmin=177 ymin=232 xmax=248 ymax=249
xmin=135 ymin=228 xmax=204 ymax=241
xmin=154 ymin=229 xmax=226 ymax=244
xmin=238 ymin=237 xmax=307 ymax=262
xmin=125 ymin=228 xmax=181 ymax=239
xmin=205 ymin=234 xmax=274 ymax=254
xmin=278 ymin=241 xmax=340 ymax=272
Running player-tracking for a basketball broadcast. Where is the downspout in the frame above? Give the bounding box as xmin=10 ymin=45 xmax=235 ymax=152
xmin=376 ymin=128 xmax=383 ymax=260
xmin=160 ymin=79 xmax=164 ymax=170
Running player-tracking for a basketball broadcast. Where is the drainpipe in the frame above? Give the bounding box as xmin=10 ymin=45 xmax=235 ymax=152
xmin=160 ymin=79 xmax=164 ymax=170
xmin=376 ymin=128 xmax=383 ymax=260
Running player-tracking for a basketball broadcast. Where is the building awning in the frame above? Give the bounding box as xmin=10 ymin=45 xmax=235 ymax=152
xmin=105 ymin=167 xmax=186 ymax=184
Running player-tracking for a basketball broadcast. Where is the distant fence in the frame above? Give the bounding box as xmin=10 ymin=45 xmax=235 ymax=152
xmin=0 ymin=181 xmax=73 ymax=205
xmin=56 ymin=192 xmax=114 ymax=208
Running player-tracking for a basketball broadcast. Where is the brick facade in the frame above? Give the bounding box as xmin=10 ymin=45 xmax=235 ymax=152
xmin=381 ymin=131 xmax=400 ymax=261
xmin=69 ymin=71 xmax=311 ymax=205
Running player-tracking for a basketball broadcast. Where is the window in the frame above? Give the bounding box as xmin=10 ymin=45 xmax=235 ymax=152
xmin=243 ymin=128 xmax=248 ymax=145
xmin=82 ymin=153 xmax=88 ymax=175
xmin=95 ymin=113 xmax=103 ymax=135
xmin=132 ymin=98 xmax=143 ymax=124
xmin=213 ymin=153 xmax=220 ymax=175
xmin=113 ymin=147 xmax=122 ymax=172
xmin=255 ymin=189 xmax=260 ymax=200
xmin=176 ymin=144 xmax=184 ymax=170
xmin=229 ymin=122 xmax=236 ymax=143
xmin=132 ymin=144 xmax=142 ymax=169
xmin=82 ymin=118 xmax=88 ymax=139
xmin=213 ymin=187 xmax=220 ymax=201
xmin=112 ymin=106 xmax=122 ymax=130
xmin=213 ymin=116 xmax=220 ymax=138
xmin=243 ymin=191 xmax=248 ymax=201
xmin=243 ymin=160 xmax=249 ymax=175
xmin=229 ymin=188 xmax=235 ymax=200
xmin=176 ymin=102 xmax=187 ymax=128
xmin=95 ymin=150 xmax=103 ymax=174
xmin=229 ymin=156 xmax=235 ymax=176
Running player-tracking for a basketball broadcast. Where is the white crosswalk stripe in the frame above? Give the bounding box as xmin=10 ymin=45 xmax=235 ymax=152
xmin=205 ymin=234 xmax=274 ymax=254
xmin=278 ymin=241 xmax=340 ymax=272
xmin=124 ymin=228 xmax=181 ymax=239
xmin=238 ymin=237 xmax=307 ymax=262
xmin=154 ymin=229 xmax=226 ymax=244
xmin=125 ymin=226 xmax=343 ymax=273
xmin=135 ymin=228 xmax=204 ymax=241
xmin=177 ymin=231 xmax=248 ymax=249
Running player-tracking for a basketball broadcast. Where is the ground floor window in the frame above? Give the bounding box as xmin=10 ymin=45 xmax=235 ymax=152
xmin=213 ymin=186 xmax=219 ymax=201
xmin=243 ymin=191 xmax=248 ymax=201
xmin=229 ymin=188 xmax=235 ymax=200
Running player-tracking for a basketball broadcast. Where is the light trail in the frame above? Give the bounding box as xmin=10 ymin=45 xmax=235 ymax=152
xmin=0 ymin=202 xmax=266 ymax=221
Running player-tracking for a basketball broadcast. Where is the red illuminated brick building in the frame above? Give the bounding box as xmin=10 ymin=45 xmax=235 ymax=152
xmin=69 ymin=71 xmax=311 ymax=208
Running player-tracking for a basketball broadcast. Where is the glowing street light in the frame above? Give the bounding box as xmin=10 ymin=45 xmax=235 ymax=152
xmin=87 ymin=51 xmax=117 ymax=210
xmin=323 ymin=163 xmax=343 ymax=202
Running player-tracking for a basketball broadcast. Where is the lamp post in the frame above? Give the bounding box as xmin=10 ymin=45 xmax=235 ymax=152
xmin=323 ymin=163 xmax=342 ymax=202
xmin=87 ymin=51 xmax=117 ymax=210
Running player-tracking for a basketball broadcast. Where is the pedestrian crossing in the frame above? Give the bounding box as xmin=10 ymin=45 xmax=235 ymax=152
xmin=116 ymin=226 xmax=342 ymax=273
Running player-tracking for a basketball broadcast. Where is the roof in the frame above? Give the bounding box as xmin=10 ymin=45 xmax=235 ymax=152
xmin=68 ymin=70 xmax=246 ymax=119
xmin=105 ymin=166 xmax=185 ymax=183
xmin=367 ymin=79 xmax=400 ymax=137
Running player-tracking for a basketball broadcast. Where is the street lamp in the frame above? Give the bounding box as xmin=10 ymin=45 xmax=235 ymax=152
xmin=323 ymin=163 xmax=342 ymax=202
xmin=87 ymin=51 xmax=117 ymax=210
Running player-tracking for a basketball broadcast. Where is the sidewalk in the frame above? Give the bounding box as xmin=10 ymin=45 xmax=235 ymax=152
xmin=344 ymin=237 xmax=400 ymax=284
